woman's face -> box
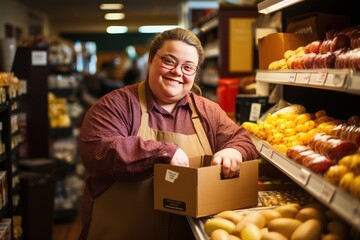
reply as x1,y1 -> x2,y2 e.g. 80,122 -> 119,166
148,40 -> 199,105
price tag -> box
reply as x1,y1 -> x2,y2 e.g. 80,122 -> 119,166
324,73 -> 346,88
260,144 -> 272,159
309,72 -> 327,85
298,168 -> 311,186
287,73 -> 296,82
295,73 -> 311,84
319,183 -> 335,203
249,103 -> 262,122
31,51 -> 47,66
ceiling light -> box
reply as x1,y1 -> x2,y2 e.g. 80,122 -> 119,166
106,26 -> 128,34
104,13 -> 125,20
257,0 -> 304,14
100,3 -> 124,10
138,25 -> 180,33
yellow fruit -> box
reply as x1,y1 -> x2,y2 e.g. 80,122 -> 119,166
215,210 -> 244,224
240,223 -> 261,240
296,113 -> 313,125
260,231 -> 288,240
274,204 -> 299,218
267,218 -> 302,238
349,154 -> 360,175
338,155 -> 353,168
204,217 -> 236,236
291,219 -> 322,240
324,165 -> 349,186
211,229 -> 230,240
350,175 -> 360,199
339,172 -> 355,193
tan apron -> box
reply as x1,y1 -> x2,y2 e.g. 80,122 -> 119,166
88,82 -> 213,240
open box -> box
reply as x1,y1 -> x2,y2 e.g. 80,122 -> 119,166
258,33 -> 317,70
154,155 -> 258,218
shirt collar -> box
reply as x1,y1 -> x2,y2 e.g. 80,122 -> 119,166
144,81 -> 191,114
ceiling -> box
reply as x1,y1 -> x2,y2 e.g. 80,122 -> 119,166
17,0 -> 218,34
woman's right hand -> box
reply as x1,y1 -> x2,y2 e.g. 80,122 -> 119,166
170,148 -> 189,167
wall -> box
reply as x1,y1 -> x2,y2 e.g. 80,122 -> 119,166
0,0 -> 51,40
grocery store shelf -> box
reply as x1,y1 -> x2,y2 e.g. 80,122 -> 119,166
251,135 -> 360,231
256,69 -> 360,95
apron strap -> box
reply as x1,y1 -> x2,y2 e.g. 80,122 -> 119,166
189,95 -> 213,155
138,81 -> 148,113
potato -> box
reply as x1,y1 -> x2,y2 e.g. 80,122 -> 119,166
228,235 -> 241,240
291,219 -> 322,240
240,223 -> 261,240
233,212 -> 266,234
295,207 -> 328,231
215,211 -> 244,224
267,218 -> 302,239
274,204 -> 299,218
211,229 -> 230,240
260,231 -> 288,240
322,233 -> 343,240
259,210 -> 282,226
204,217 -> 235,236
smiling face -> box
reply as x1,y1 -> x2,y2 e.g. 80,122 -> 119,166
148,40 -> 199,106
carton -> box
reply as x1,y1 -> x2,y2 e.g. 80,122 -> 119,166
258,33 -> 317,70
286,12 -> 350,40
154,155 -> 258,218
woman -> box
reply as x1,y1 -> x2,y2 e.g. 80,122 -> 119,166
79,28 -> 260,240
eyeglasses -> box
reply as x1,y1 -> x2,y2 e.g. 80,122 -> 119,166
156,54 -> 198,76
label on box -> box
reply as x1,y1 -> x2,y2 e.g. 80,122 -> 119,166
165,169 -> 179,183
163,199 -> 186,211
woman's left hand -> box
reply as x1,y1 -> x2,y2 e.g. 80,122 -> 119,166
211,148 -> 243,178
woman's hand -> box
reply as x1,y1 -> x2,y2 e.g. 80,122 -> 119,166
170,148 -> 190,167
211,148 -> 243,178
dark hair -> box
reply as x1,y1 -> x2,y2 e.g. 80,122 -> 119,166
148,28 -> 204,93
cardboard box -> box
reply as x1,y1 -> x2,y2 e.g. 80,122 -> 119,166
154,156 -> 258,218
258,33 -> 317,70
286,12 -> 350,40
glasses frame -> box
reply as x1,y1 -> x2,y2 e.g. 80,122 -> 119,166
156,54 -> 198,76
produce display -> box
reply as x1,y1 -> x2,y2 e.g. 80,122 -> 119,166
242,106 -> 344,154
242,105 -> 360,200
268,25 -> 360,70
203,203 -> 354,240
258,190 -> 315,208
